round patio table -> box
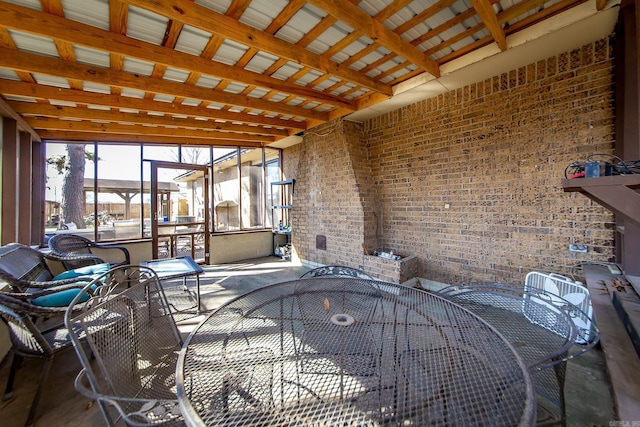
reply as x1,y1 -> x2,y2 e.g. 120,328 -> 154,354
176,277 -> 536,426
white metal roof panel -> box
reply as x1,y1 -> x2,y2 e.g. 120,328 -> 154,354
120,88 -> 145,98
83,82 -> 111,94
74,46 -> 110,68
175,25 -> 212,56
126,5 -> 169,45
244,52 -> 279,74
32,74 -> 69,88
194,0 -> 231,14
9,30 -> 58,57
212,40 -> 249,66
48,100 -> 77,107
3,0 -> 41,9
223,82 -> 248,94
0,68 -> 20,80
122,57 -> 155,77
163,67 -> 190,84
239,0 -> 288,31
194,75 -> 222,89
61,0 -> 110,31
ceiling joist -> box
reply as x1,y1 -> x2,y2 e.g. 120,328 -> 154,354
0,0 -> 614,145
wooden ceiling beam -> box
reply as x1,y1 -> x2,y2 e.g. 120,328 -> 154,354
471,0 -> 507,51
108,0 -> 128,96
0,1 -> 355,111
0,96 -> 41,141
0,80 -> 307,130
26,117 -> 275,142
306,0 -> 440,77
123,0 -> 393,95
10,103 -> 289,136
41,0 -> 84,90
0,46 -> 328,121
38,130 -> 264,147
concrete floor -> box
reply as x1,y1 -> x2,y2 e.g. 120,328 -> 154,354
0,256 -> 616,426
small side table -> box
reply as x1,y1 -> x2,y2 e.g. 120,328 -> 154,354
141,256 -> 204,316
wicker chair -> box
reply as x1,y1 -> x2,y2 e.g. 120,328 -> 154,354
0,285 -> 93,426
0,243 -> 99,293
48,234 -> 130,269
65,265 -> 184,426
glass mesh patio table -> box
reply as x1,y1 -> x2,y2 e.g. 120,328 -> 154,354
176,278 -> 536,426
141,256 -> 204,316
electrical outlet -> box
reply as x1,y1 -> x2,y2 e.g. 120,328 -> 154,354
569,244 -> 588,253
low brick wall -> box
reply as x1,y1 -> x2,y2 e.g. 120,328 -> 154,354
364,254 -> 418,284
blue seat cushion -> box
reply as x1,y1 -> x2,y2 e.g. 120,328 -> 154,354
52,263 -> 111,281
30,284 -> 98,307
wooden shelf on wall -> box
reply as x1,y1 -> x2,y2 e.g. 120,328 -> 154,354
562,175 -> 640,228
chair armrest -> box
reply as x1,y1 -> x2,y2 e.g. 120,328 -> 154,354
19,276 -> 94,289
91,244 -> 131,267
74,369 -> 182,425
45,252 -> 104,270
0,284 -> 92,317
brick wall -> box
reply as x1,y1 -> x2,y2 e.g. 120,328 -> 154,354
286,37 -> 616,285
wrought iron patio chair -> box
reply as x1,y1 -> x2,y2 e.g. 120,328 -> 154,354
65,265 -> 184,426
300,265 -> 373,279
0,285 -> 93,426
435,283 -> 596,426
0,242 -> 100,293
48,234 -> 130,269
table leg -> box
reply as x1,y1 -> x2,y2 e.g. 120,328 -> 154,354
196,274 -> 201,313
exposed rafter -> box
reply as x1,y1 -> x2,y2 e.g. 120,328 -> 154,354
0,0 -> 615,145
306,0 -> 440,77
471,0 -> 507,51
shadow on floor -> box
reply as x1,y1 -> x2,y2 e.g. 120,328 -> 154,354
0,256 -> 616,426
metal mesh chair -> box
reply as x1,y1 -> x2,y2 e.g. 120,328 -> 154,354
0,243 -> 98,293
435,283 -> 595,426
64,265 -> 184,426
48,234 -> 130,269
0,286 -> 92,426
300,265 -> 373,279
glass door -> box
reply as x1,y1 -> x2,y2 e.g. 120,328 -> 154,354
149,161 -> 210,263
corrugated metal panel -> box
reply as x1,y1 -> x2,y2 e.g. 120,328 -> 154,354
194,75 -> 222,90
61,0 -> 109,31
240,0 -> 289,31
4,95 -> 38,103
9,30 -> 58,57
32,74 -> 69,88
49,100 -> 77,107
123,57 -> 155,77
277,6 -> 325,45
120,88 -> 145,98
175,25 -> 212,56
87,104 -> 111,111
212,40 -> 249,66
271,62 -> 303,81
126,5 -> 168,45
74,46 -> 110,68
0,68 -> 20,80
359,0 -> 395,16
247,88 -> 269,99
295,70 -> 323,86
223,82 -> 248,94
245,52 -> 279,74
3,0 -> 41,11
163,67 -> 190,84
182,99 -> 202,107
194,0 -> 231,15
83,82 -> 111,94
